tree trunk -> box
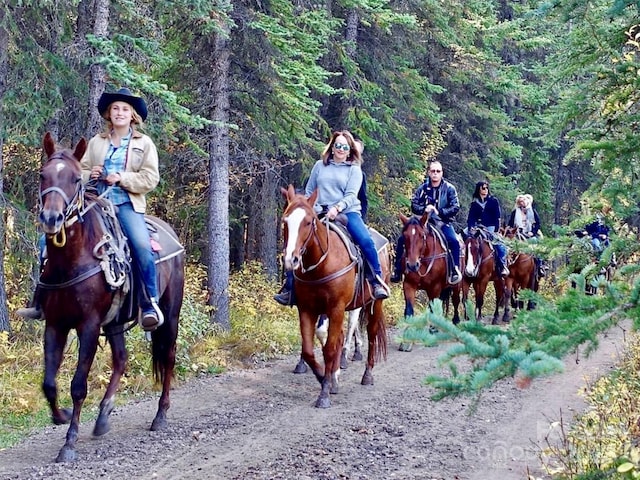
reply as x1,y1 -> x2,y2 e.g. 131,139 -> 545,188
258,168 -> 278,279
85,0 -> 108,138
207,21 -> 231,330
0,12 -> 11,333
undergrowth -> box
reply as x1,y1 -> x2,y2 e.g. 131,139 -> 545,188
538,334 -> 640,479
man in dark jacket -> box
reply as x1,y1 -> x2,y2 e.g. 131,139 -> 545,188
391,160 -> 462,284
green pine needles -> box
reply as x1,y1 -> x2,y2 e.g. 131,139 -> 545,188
397,278 -> 636,401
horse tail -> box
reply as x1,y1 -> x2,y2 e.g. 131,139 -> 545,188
371,300 -> 388,363
151,302 -> 179,385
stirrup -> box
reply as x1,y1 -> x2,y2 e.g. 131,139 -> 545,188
273,290 -> 293,306
16,306 -> 43,320
140,299 -> 164,332
448,267 -> 462,285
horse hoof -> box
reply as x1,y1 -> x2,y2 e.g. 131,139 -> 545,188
399,342 -> 413,352
315,397 -> 331,408
151,415 -> 168,431
92,417 -> 111,437
55,446 -> 77,463
352,351 -> 363,361
361,373 -> 374,386
52,408 -> 72,425
340,355 -> 348,370
293,360 -> 308,374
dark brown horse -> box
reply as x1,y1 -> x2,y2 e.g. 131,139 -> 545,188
280,185 -> 388,408
399,213 -> 461,327
38,132 -> 184,462
462,227 -> 506,324
502,226 -> 538,321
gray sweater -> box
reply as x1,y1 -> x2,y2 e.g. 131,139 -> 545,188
305,159 -> 363,215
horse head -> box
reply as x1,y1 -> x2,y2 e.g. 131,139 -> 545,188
464,228 -> 483,277
280,185 -> 320,272
39,132 -> 87,235
400,212 -> 431,273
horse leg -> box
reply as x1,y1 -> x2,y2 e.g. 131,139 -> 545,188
56,324 -> 100,463
451,285 -> 461,325
341,309 -> 361,369
299,312 -> 323,384
352,309 -> 364,361
475,280 -> 488,322
42,325 -> 72,426
293,354 -> 308,374
492,279 -> 504,325
94,324 -> 127,437
150,314 -> 178,431
316,311 -> 344,408
296,315 -> 326,374
399,285 -> 417,352
362,300 -> 387,386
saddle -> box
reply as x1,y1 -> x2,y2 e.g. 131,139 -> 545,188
324,216 -> 388,306
89,196 -> 185,326
425,220 -> 463,281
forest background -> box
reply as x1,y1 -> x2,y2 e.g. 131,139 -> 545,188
1,0 -> 639,332
0,0 -> 639,476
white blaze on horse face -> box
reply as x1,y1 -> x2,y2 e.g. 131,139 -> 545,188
55,162 -> 66,173
283,207 -> 305,270
465,242 -> 477,275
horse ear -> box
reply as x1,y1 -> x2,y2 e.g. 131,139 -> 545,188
399,213 -> 410,225
420,212 -> 430,226
281,187 -> 290,201
73,138 -> 88,162
308,188 -> 318,207
43,132 -> 55,158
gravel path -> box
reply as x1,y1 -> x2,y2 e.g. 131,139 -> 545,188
0,323 -> 630,480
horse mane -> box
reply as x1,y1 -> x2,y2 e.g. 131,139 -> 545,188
283,192 -> 314,217
402,216 -> 422,232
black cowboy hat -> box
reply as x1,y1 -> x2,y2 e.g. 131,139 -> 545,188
97,87 -> 148,121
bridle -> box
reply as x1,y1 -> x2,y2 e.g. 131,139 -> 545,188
290,211 -> 356,284
406,222 -> 447,277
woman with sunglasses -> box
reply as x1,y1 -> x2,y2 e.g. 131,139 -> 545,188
467,181 -> 509,277
274,131 -> 389,305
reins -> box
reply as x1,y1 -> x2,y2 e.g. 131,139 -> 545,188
38,160 -> 116,289
407,224 -> 447,277
293,214 -> 356,285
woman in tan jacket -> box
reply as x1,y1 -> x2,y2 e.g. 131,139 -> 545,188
81,87 -> 163,331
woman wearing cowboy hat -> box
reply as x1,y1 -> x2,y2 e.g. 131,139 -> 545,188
81,87 -> 164,331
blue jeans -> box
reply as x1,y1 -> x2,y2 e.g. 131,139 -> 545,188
116,202 -> 157,310
440,223 -> 460,268
345,212 -> 383,279
494,242 -> 507,268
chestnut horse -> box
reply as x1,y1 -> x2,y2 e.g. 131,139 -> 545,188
280,185 -> 388,408
462,227 -> 506,324
502,226 -> 538,321
399,213 -> 462,325
37,132 -> 184,462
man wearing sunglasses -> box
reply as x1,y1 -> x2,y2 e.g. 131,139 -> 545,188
390,160 -> 462,285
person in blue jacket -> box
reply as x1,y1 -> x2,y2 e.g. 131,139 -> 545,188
466,181 -> 509,277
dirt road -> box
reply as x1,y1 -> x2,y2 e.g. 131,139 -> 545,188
0,324 -> 630,480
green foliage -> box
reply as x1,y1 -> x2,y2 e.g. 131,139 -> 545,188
541,335 -> 640,479
397,300 -> 564,400
397,272 -> 634,401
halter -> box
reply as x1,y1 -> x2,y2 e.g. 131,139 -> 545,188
406,223 -> 447,277
39,153 -> 86,247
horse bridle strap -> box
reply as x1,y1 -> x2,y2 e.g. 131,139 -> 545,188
38,265 -> 102,290
293,259 -> 356,286
299,217 -> 330,273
